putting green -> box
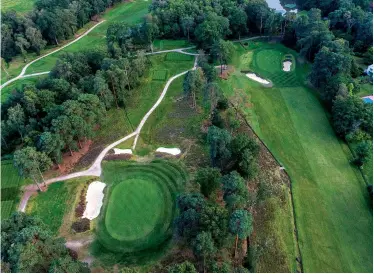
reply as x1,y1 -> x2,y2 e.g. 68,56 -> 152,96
96,160 -> 187,254
105,179 -> 164,241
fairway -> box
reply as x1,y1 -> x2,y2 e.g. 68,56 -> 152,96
221,42 -> 373,272
1,160 -> 25,220
96,160 -> 187,254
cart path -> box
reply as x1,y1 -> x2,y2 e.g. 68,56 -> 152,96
18,56 -> 198,211
0,20 -> 106,89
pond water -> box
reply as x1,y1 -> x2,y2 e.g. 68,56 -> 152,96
265,0 -> 297,13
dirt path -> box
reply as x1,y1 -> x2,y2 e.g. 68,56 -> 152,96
0,20 -> 106,89
18,56 -> 198,211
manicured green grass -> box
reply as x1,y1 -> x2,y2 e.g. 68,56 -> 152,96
1,0 -> 35,13
1,200 -> 14,220
95,160 -> 187,257
221,42 -> 373,273
1,160 -> 25,220
152,70 -> 168,81
26,177 -> 91,235
165,52 -> 194,62
106,178 -> 163,241
153,39 -> 193,51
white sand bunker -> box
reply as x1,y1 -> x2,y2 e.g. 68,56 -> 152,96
113,148 -> 133,155
156,147 -> 181,155
82,181 -> 106,220
283,61 -> 292,72
246,73 -> 270,85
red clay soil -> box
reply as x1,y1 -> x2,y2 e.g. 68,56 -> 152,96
44,140 -> 93,178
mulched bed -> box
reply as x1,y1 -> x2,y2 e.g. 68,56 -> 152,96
104,154 -> 133,161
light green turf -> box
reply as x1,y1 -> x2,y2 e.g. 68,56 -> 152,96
95,160 -> 187,255
26,177 -> 92,235
220,42 -> 373,273
1,0 -> 35,13
105,179 -> 163,241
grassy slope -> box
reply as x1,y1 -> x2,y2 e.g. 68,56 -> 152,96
1,0 -> 35,13
1,76 -> 46,101
221,42 -> 372,272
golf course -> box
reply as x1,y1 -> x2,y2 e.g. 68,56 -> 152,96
220,40 -> 373,272
1,0 -> 372,272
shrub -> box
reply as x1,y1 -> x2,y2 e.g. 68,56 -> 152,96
71,218 -> 90,233
217,97 -> 229,110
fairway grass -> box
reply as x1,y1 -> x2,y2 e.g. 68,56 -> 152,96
221,42 -> 373,272
95,160 -> 187,256
1,160 -> 25,220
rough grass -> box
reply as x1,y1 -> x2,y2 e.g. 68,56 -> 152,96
221,42 -> 373,272
1,76 -> 47,101
26,177 -> 92,235
1,0 -> 35,13
94,160 -> 187,261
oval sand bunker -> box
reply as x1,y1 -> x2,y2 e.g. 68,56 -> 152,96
113,148 -> 133,155
156,147 -> 181,155
245,73 -> 270,85
283,61 -> 292,72
82,181 -> 106,220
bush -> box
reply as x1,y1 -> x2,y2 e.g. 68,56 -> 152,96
353,141 -> 371,167
71,218 -> 90,233
217,97 -> 229,110
211,109 -> 224,128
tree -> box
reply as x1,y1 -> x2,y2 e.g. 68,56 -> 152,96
332,95 -> 372,138
183,70 -> 204,109
353,141 -> 371,167
25,27 -> 46,55
6,104 -> 26,142
1,212 -> 89,273
211,39 -> 235,74
222,171 -> 249,210
207,126 -> 232,169
200,203 -> 229,247
310,39 -> 352,92
228,7 -> 248,39
175,193 -> 206,239
13,147 -> 52,190
194,12 -> 230,49
245,0 -> 269,34
195,167 -> 221,198
142,14 -> 159,53
181,16 -> 195,41
93,71 -> 114,109
229,209 -> 253,255
294,9 -> 334,60
192,232 -> 216,272
168,261 -> 196,273
37,132 -> 64,165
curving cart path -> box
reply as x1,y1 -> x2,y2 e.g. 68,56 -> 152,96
18,55 -> 198,212
0,20 -> 106,89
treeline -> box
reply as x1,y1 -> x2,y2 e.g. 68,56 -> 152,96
282,6 -> 373,155
1,213 -> 89,272
1,48 -> 148,187
1,0 -> 124,62
165,57 -> 260,272
148,0 -> 286,50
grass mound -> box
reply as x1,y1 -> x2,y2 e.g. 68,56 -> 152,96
96,160 -> 186,254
